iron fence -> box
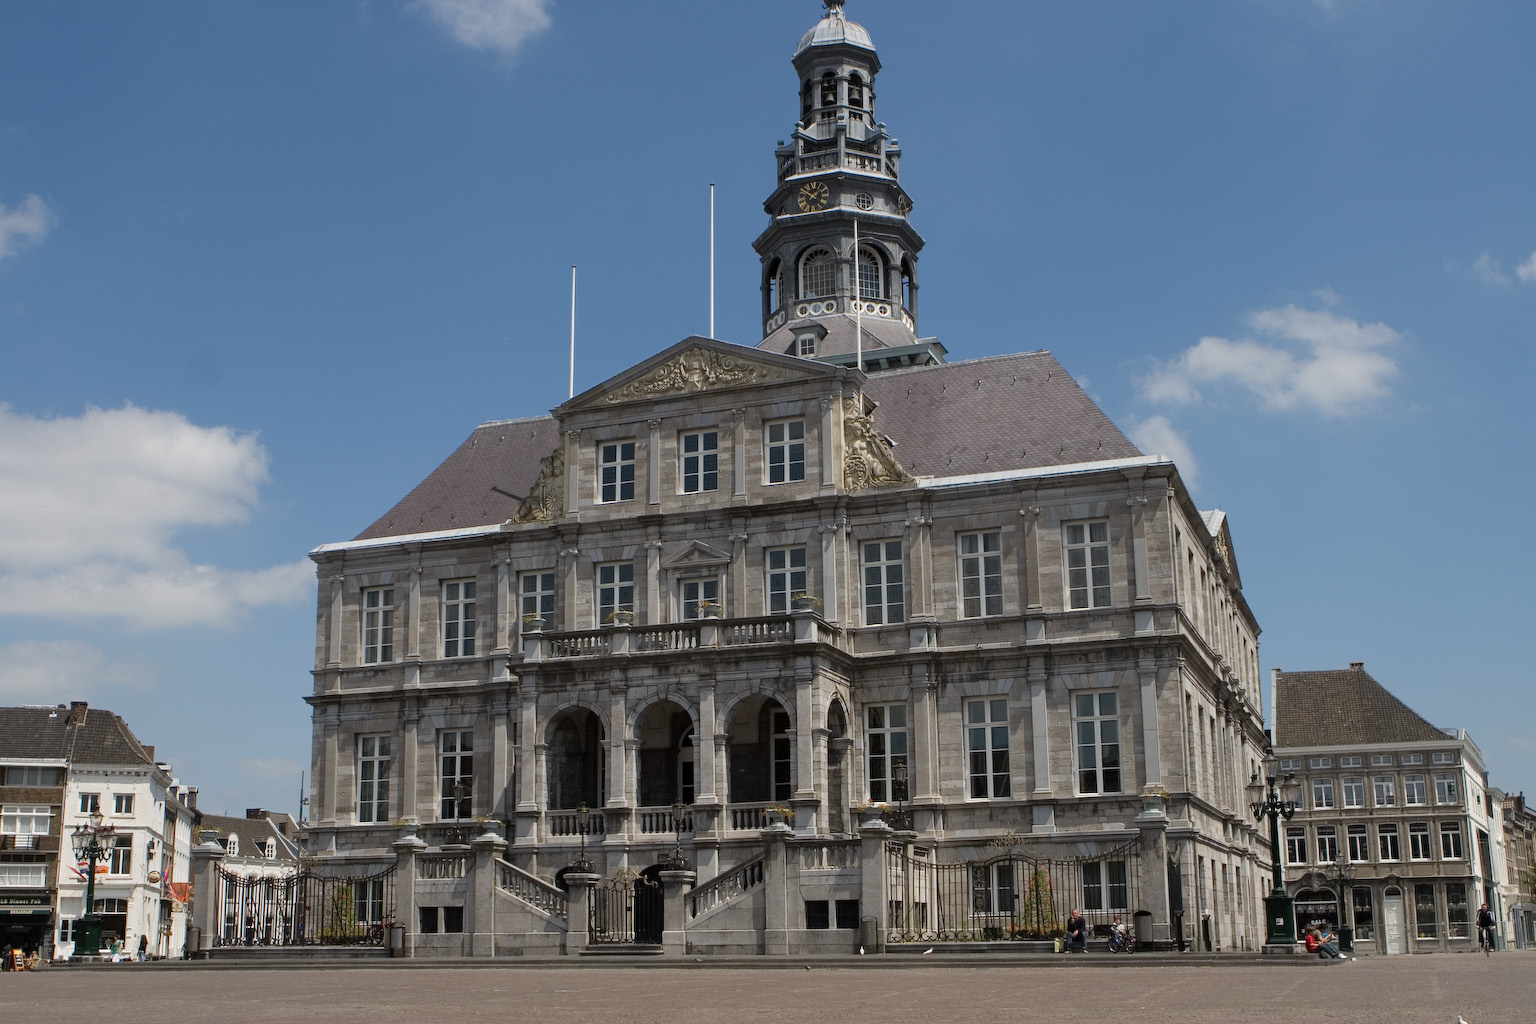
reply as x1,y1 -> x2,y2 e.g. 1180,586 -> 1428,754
213,863 -> 396,947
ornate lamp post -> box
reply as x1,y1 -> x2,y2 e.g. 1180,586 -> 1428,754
891,760 -> 912,832
667,801 -> 690,869
1331,850 -> 1356,952
69,810 -> 118,958
1246,754 -> 1303,947
571,803 -> 594,873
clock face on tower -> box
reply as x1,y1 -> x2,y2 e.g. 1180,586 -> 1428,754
797,181 -> 830,212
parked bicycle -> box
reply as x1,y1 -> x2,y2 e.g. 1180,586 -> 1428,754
1106,918 -> 1136,953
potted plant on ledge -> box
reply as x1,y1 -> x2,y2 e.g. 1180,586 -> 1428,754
791,592 -> 821,613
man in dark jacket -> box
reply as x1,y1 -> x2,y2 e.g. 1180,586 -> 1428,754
1065,909 -> 1088,953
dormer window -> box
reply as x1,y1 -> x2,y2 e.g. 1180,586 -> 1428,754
225,834 -> 238,857
264,838 -> 276,859
797,335 -> 817,357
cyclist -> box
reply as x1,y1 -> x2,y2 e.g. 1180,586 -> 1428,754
1476,903 -> 1496,954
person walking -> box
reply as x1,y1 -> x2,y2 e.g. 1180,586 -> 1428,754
137,933 -> 149,962
1477,903 -> 1497,955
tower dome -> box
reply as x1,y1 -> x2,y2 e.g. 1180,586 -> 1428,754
795,0 -> 875,57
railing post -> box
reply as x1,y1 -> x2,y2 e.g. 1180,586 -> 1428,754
762,822 -> 793,955
470,825 -> 507,958
658,868 -> 698,956
392,824 -> 426,958
189,830 -> 226,956
561,872 -> 600,956
859,819 -> 893,953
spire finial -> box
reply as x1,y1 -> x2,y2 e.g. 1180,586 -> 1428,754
825,0 -> 846,14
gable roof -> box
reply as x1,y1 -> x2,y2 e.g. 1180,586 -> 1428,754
863,351 -> 1142,478
1273,663 -> 1450,748
197,812 -> 301,863
0,703 -> 157,767
0,706 -> 73,759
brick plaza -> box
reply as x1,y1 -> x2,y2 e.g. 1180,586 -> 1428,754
6,953 -> 1533,1024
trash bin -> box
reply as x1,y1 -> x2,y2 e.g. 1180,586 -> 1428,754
1133,910 -> 1153,947
1338,925 -> 1353,953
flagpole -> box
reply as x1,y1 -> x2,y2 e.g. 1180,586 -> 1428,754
853,218 -> 862,373
569,265 -> 577,399
709,183 -> 716,339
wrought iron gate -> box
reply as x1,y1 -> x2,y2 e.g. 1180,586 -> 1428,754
213,863 -> 396,947
589,866 -> 664,945
885,839 -> 1141,942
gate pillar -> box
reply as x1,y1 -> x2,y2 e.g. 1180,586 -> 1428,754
562,872 -> 600,956
859,819 -> 893,953
762,823 -> 793,955
1135,789 -> 1172,949
392,828 -> 427,958
190,830 -> 226,955
658,868 -> 697,956
470,828 -> 507,957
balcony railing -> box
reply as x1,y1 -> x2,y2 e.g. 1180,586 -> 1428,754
536,615 -> 806,662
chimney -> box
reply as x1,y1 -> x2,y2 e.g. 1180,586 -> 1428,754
186,787 -> 198,811
143,746 -> 154,761
1349,661 -> 1364,671
246,808 -> 269,819
68,701 -> 89,725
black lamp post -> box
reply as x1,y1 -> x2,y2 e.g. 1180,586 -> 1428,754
891,760 -> 911,832
1331,850 -> 1355,952
1246,755 -> 1303,946
667,801 -> 690,869
69,810 -> 118,958
571,803 -> 594,873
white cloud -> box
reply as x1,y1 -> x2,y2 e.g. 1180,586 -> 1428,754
0,640 -> 158,704
0,404 -> 311,628
1140,304 -> 1401,417
1129,415 -> 1198,489
1473,251 -> 1510,286
0,193 -> 53,260
1518,251 -> 1536,284
412,0 -> 551,59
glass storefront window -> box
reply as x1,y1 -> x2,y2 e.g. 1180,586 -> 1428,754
1414,883 -> 1438,939
1351,886 -> 1374,939
1446,883 -> 1469,938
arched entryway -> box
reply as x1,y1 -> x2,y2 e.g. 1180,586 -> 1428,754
548,708 -> 605,809
635,700 -> 695,807
826,699 -> 849,834
725,694 -> 791,803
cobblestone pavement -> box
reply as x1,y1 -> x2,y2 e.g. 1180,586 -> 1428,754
5,952 -> 1533,1023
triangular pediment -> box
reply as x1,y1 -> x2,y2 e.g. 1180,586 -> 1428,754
661,540 -> 732,569
1201,510 -> 1241,591
561,336 -> 846,413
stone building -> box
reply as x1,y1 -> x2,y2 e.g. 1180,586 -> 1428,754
1493,791 -> 1535,948
1272,663 -> 1498,954
301,0 -> 1269,957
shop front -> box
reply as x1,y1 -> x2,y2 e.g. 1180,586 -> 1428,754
0,892 -> 53,961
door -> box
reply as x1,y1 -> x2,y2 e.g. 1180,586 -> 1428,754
633,865 -> 665,945
1383,888 -> 1407,955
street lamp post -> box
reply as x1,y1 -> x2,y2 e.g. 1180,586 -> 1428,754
1332,850 -> 1356,952
1246,755 -> 1303,947
69,810 -> 118,959
571,803 -> 594,873
891,760 -> 911,832
667,801 -> 690,869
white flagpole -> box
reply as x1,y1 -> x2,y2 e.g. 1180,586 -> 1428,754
709,183 -> 716,339
569,265 -> 577,399
853,218 -> 862,373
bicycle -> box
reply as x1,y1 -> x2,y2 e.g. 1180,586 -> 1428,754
1106,928 -> 1136,954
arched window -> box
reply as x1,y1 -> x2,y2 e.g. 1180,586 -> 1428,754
857,246 -> 882,299
764,257 -> 781,314
800,247 -> 836,299
848,73 -> 865,109
801,80 -> 813,123
820,71 -> 837,109
901,259 -> 915,310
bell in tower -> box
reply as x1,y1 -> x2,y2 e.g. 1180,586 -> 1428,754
752,0 -> 945,373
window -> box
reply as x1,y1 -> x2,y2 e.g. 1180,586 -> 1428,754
1316,826 -> 1338,864
1414,883 -> 1438,938
1378,822 -> 1400,861
958,531 -> 1003,618
1342,777 -> 1364,808
680,577 -> 719,620
264,839 -> 276,859
442,579 -> 477,657
797,335 -> 816,357
1064,521 -> 1111,609
1409,822 -> 1432,860
1401,753 -> 1424,765
3,766 -> 61,786
1347,823 -> 1370,862
965,699 -> 1010,799
866,705 -> 909,803
1312,778 -> 1335,809
225,834 -> 238,856
520,571 -> 555,626
1309,757 -> 1331,769
363,587 -> 394,664
1279,758 -> 1301,772
0,858 -> 46,887
58,919 -> 77,943
770,710 -> 792,802
1440,821 -> 1464,859
1371,754 -> 1393,767
1431,752 -> 1456,765
973,861 -> 1016,913
357,735 -> 392,824
1403,774 -> 1427,806
112,793 -> 133,815
108,839 -> 132,875
862,540 -> 905,625
419,907 -> 439,934
1339,756 -> 1362,768
1,805 -> 51,836
1082,861 -> 1129,913
79,793 -> 100,814
835,899 -> 860,930
439,731 -> 473,820
355,880 -> 386,927
1286,827 -> 1307,864
599,442 -> 636,503
805,899 -> 831,930
1435,773 -> 1459,804
856,247 -> 882,298
766,547 -> 807,614
801,248 -> 836,299
597,562 -> 635,624
680,430 -> 719,493
1373,776 -> 1396,806
766,420 -> 806,483
1073,692 -> 1121,795
1446,883 -> 1469,938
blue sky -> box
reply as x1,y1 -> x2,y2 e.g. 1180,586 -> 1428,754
1,0 -> 1531,817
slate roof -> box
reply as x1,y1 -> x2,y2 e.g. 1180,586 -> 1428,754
345,347 -> 1142,543
197,812 -> 300,863
354,415 -> 559,542
863,351 -> 1142,478
758,313 -> 918,357
0,703 -> 156,766
1273,664 -> 1450,748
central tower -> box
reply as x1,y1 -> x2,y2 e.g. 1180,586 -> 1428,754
753,0 -> 941,371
